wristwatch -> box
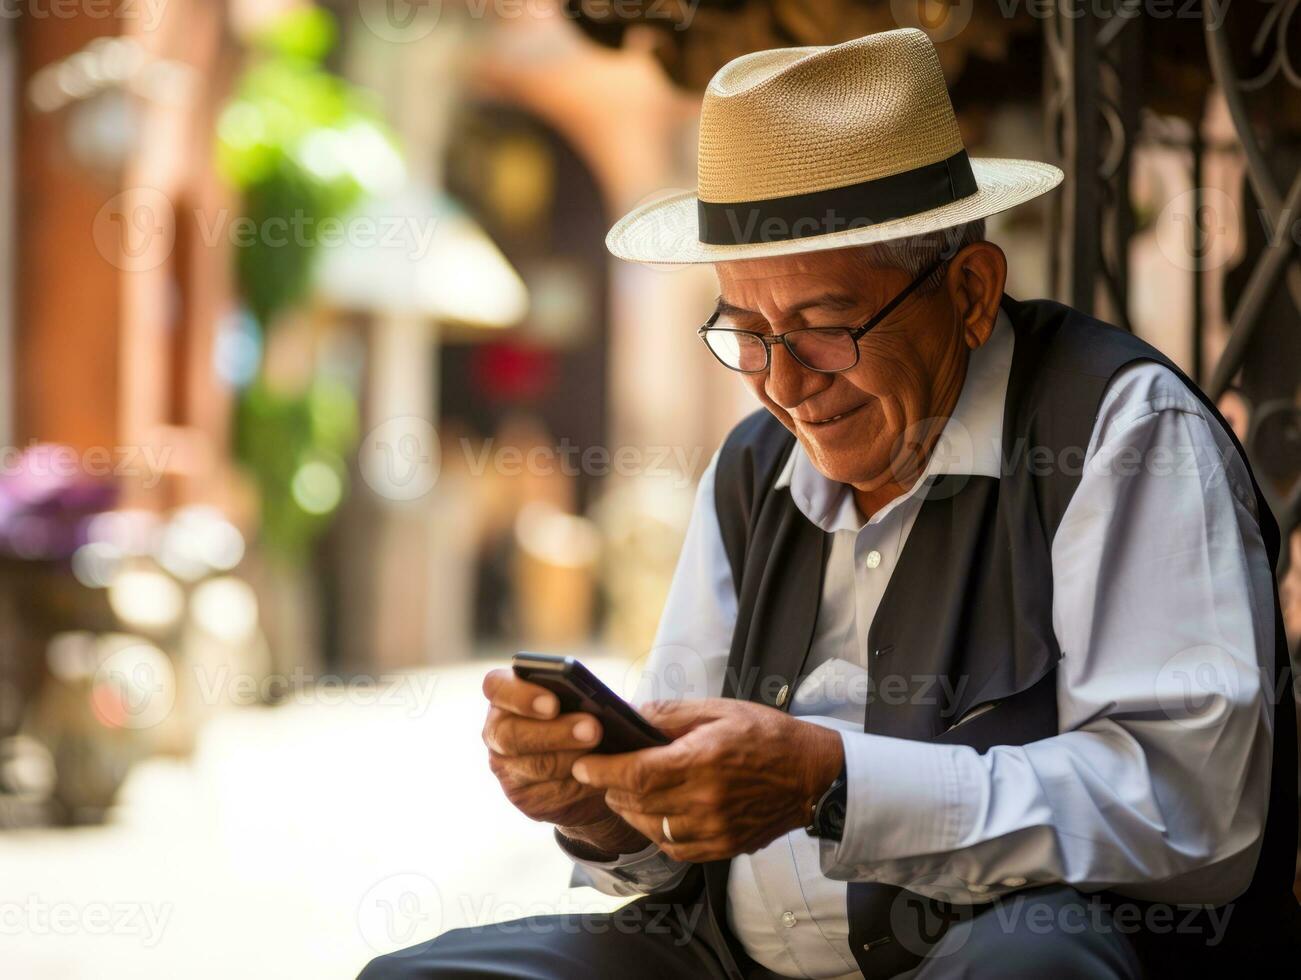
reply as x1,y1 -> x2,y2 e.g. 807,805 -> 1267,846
805,762 -> 848,842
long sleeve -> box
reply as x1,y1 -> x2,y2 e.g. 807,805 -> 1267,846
820,362 -> 1277,907
559,451 -> 737,896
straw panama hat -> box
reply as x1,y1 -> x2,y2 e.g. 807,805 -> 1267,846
606,28 -> 1064,265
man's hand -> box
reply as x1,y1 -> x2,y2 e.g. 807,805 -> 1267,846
572,698 -> 844,864
480,668 -> 649,857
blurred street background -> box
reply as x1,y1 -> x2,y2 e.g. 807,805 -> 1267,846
0,1 -> 1299,977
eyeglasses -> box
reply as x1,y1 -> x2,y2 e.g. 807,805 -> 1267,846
697,257 -> 945,374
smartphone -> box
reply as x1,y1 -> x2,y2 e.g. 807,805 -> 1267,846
511,652 -> 670,754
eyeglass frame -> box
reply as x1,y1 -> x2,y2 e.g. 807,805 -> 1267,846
696,255 -> 947,375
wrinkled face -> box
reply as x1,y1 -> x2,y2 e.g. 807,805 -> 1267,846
713,248 -> 972,492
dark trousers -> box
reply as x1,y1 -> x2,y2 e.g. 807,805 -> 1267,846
358,886 -> 1143,980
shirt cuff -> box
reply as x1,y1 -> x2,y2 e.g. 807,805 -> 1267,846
818,731 -> 983,880
554,828 -> 689,895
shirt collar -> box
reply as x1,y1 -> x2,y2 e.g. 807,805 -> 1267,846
774,306 -> 1014,533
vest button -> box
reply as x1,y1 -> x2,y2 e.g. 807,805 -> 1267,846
776,684 -> 790,707
780,911 -> 797,928
865,549 -> 882,568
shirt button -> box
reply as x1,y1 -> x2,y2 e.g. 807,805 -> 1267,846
865,550 -> 882,568
1002,877 -> 1027,888
775,684 -> 790,707
968,883 -> 990,894
781,911 -> 797,928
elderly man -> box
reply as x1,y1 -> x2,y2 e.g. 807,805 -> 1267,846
362,28 -> 1298,980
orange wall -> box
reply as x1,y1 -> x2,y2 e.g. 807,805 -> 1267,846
14,4 -> 239,511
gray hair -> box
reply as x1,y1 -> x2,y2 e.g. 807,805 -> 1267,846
854,218 -> 986,291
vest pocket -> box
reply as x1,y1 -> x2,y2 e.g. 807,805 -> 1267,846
941,699 -> 1002,734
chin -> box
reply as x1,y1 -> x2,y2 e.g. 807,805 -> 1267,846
799,438 -> 885,488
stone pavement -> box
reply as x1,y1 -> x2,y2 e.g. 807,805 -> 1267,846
0,656 -> 628,979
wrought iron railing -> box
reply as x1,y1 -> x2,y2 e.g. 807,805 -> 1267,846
1048,1 -> 1301,575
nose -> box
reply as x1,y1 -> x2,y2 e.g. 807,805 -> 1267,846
765,340 -> 828,410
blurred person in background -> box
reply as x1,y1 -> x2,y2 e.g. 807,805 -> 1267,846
363,29 -> 1298,980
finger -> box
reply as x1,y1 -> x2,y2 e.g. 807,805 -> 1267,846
490,748 -> 591,785
606,805 -> 679,847
603,785 -> 700,817
482,667 -> 560,719
660,840 -> 729,864
571,742 -> 691,793
506,777 -> 607,822
486,711 -> 602,756
601,801 -> 735,863
604,803 -> 711,853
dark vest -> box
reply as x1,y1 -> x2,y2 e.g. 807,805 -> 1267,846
685,295 -> 1298,979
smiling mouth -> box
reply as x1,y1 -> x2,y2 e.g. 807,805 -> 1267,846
805,403 -> 869,426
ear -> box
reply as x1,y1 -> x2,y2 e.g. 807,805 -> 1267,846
944,241 -> 1007,351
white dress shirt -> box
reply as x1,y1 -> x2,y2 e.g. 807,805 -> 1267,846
562,310 -> 1276,980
